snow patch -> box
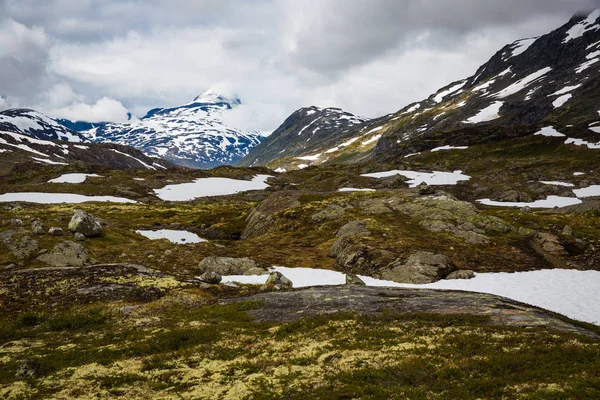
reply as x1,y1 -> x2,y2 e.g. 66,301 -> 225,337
431,145 -> 468,152
362,170 -> 470,187
534,127 -> 566,137
495,67 -> 552,98
49,173 -> 103,184
0,192 -> 136,204
135,229 -> 207,244
477,196 -> 581,209
563,9 -> 600,43
464,101 -> 503,124
550,84 -> 582,96
552,94 -> 572,108
153,175 -> 272,201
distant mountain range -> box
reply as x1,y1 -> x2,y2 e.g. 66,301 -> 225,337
242,9 -> 600,170
64,90 -> 264,169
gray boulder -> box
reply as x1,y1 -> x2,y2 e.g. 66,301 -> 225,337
68,210 -> 103,238
199,271 -> 222,284
329,220 -> 371,258
48,227 -> 64,236
10,218 -> 23,227
37,241 -> 93,267
346,273 -> 366,286
31,220 -> 44,235
266,271 -> 293,288
197,257 -> 266,276
0,230 -> 39,259
446,270 -> 475,280
382,251 -> 455,284
74,232 -> 86,241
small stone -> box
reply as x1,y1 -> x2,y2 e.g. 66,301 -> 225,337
520,206 -> 531,213
48,227 -> 64,236
10,218 -> 23,227
31,220 -> 44,234
266,271 -> 293,288
16,359 -> 46,379
346,273 -> 366,285
1,263 -> 17,270
199,271 -> 222,284
74,232 -> 86,241
446,270 -> 475,280
562,225 -> 573,236
164,249 -> 173,256
416,182 -> 435,195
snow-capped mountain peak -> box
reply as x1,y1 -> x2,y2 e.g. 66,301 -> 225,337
79,93 -> 262,169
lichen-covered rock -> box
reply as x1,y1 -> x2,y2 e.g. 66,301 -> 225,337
48,227 -> 64,236
68,209 -> 103,238
242,192 -> 300,239
199,271 -> 222,284
382,251 -> 455,284
390,195 -> 510,244
346,273 -> 366,285
37,241 -> 93,267
499,190 -> 532,203
446,270 -> 475,280
31,220 -> 44,235
197,256 -> 266,276
329,220 -> 371,258
266,271 -> 293,288
10,218 -> 23,227
311,203 -> 347,222
536,232 -> 567,256
0,230 -> 39,259
74,232 -> 86,241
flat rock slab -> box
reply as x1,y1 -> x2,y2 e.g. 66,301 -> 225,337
223,285 -> 598,338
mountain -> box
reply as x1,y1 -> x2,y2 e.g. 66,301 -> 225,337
244,9 -> 600,169
0,109 -> 88,143
238,106 -> 368,170
0,129 -> 174,173
77,90 -> 264,169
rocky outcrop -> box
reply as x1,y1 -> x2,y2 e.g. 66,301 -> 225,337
382,251 -> 456,284
0,230 -> 39,259
68,210 -> 103,238
37,241 -> 93,267
242,192 -> 301,239
199,271 -> 222,284
390,195 -> 511,244
346,273 -> 366,286
266,271 -> 293,288
328,221 -> 371,258
197,257 -> 266,276
446,270 -> 475,280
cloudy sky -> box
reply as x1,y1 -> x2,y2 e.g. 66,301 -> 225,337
0,0 -> 598,132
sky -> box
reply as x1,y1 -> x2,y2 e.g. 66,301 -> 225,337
0,0 -> 598,133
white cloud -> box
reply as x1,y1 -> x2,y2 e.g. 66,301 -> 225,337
47,97 -> 131,122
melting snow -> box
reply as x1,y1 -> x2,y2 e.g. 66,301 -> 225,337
73,145 -> 89,150
573,185 -> 600,198
433,81 -> 466,103
552,94 -> 572,108
539,181 -> 575,187
563,9 -> 600,43
364,126 -> 383,135
219,267 -> 600,325
338,188 -> 376,192
274,167 -> 286,173
576,57 -> 599,73
49,173 -> 103,184
534,127 -> 566,137
325,147 -> 339,154
431,145 -> 468,152
339,137 -> 359,147
565,137 -> 600,149
0,192 -> 136,204
550,84 -> 582,96
464,101 -> 503,123
505,37 -> 538,59
135,229 -> 207,244
30,157 -> 68,165
110,149 -> 156,170
402,103 -> 421,114
296,153 -> 321,161
362,134 -> 381,146
362,170 -> 470,187
477,196 -> 582,209
154,175 -> 272,201
495,67 -> 552,98
574,172 -> 586,176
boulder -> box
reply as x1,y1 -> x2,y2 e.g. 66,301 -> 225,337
536,232 -> 567,256
242,192 -> 301,239
0,230 -> 39,259
74,232 -> 86,241
499,190 -> 532,203
382,251 -> 455,284
10,218 -> 23,227
446,270 -> 475,280
199,271 -> 222,284
31,220 -> 44,235
48,227 -> 64,236
562,225 -> 573,236
68,210 -> 103,238
37,241 -> 93,267
266,271 -> 293,288
197,257 -> 266,276
346,273 -> 366,286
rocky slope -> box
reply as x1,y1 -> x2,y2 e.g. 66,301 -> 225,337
0,130 -> 173,173
78,90 -> 264,169
244,9 -> 600,169
0,109 -> 87,143
238,106 -> 367,170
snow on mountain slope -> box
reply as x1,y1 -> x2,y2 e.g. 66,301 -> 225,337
80,90 -> 264,169
0,109 -> 88,143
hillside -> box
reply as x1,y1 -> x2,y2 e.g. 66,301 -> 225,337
245,9 -> 600,170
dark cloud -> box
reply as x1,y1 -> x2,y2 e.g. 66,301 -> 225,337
1,0 -> 599,128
